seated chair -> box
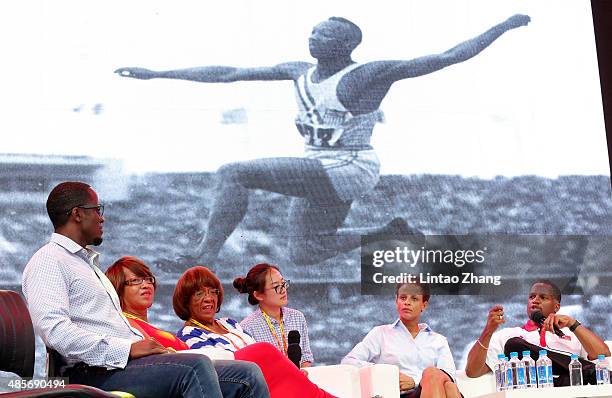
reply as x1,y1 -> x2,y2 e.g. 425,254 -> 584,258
0,289 -> 132,398
307,363 -> 400,398
454,369 -> 496,398
175,346 -> 398,397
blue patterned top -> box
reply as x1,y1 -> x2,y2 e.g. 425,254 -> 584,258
177,318 -> 256,352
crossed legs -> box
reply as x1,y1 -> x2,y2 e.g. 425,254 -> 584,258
419,367 -> 461,398
402,368 -> 461,398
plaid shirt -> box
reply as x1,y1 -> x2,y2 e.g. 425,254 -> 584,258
22,233 -> 143,369
240,307 -> 314,364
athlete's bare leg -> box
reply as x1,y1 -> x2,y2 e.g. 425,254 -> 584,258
286,198 -> 423,265
286,197 -> 354,265
195,156 -> 421,265
195,157 -> 347,264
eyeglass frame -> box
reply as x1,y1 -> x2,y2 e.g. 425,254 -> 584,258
124,276 -> 155,286
193,287 -> 221,299
66,203 -> 105,216
266,279 -> 290,294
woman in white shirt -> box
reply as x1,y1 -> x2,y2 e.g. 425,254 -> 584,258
342,282 -> 461,398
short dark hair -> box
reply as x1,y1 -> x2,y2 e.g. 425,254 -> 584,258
173,266 -> 224,320
46,182 -> 92,229
106,256 -> 157,309
532,279 -> 562,303
395,281 -> 431,303
328,16 -> 362,51
233,263 -> 280,306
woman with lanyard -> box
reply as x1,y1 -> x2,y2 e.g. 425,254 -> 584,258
174,265 -> 335,398
105,256 -> 191,352
234,263 -> 313,368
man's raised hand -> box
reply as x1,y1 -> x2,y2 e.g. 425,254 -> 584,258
483,304 -> 506,335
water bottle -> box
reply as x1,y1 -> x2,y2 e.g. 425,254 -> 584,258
596,354 -> 610,385
522,350 -> 537,388
536,350 -> 553,388
569,354 -> 583,386
505,357 -> 512,390
494,354 -> 507,391
509,352 -> 526,389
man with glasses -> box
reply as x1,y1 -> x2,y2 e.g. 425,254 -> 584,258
22,181 -> 270,398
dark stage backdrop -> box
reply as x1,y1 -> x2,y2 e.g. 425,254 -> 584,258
0,0 -> 610,378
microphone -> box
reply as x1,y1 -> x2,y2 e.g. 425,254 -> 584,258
287,330 -> 301,368
530,310 -> 565,337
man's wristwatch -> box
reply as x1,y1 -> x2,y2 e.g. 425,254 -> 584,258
569,320 -> 581,332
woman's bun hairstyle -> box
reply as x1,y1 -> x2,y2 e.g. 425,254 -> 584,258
233,263 -> 280,306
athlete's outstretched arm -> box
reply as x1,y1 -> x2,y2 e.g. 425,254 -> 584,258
363,14 -> 530,85
114,62 -> 311,82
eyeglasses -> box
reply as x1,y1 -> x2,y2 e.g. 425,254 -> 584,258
266,279 -> 290,294
66,204 -> 105,216
125,276 -> 155,286
194,288 -> 220,299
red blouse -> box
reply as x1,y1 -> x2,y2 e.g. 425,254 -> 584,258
129,316 -> 189,351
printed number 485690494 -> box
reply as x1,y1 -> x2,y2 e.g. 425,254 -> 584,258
3,377 -> 67,391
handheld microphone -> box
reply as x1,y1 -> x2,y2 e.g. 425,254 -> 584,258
287,330 -> 301,368
530,310 -> 565,337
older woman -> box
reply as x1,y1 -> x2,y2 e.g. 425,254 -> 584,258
104,256 -> 269,398
342,282 -> 462,398
174,266 -> 335,398
234,263 -> 313,367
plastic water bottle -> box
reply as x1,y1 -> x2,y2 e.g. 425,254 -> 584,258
509,352 -> 526,389
522,350 -> 537,388
569,354 -> 583,386
505,357 -> 512,390
494,354 -> 507,391
536,350 -> 553,388
596,354 -> 610,385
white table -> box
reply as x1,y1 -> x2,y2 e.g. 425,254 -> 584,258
475,384 -> 612,398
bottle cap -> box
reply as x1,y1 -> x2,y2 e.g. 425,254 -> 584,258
510,352 -> 518,357
571,354 -> 578,360
522,350 -> 531,356
498,354 -> 505,359
539,350 -> 547,355
598,354 -> 606,360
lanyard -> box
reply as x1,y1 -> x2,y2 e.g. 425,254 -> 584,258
123,311 -> 146,322
261,308 -> 288,355
123,312 -> 177,352
189,318 -> 249,350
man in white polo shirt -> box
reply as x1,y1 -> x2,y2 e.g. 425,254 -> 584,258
465,279 -> 610,385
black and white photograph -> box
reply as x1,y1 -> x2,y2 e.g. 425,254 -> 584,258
1,0 -> 610,396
